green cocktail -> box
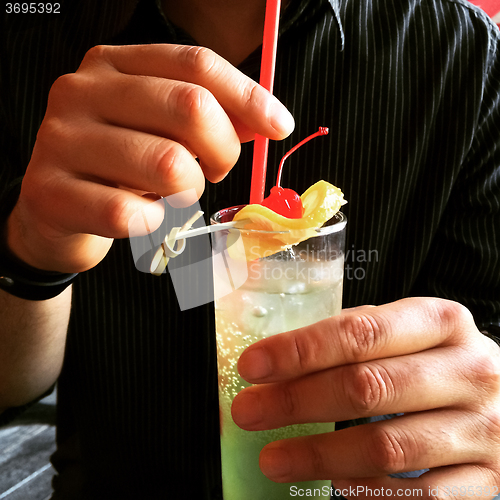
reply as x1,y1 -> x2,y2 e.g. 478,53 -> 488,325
212,207 -> 346,500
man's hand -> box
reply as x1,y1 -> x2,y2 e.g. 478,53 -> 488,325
232,297 -> 500,499
8,44 -> 294,273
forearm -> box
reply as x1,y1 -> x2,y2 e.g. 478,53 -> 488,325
0,284 -> 71,411
0,205 -> 72,410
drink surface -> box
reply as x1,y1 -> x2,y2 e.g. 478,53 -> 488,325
215,256 -> 343,500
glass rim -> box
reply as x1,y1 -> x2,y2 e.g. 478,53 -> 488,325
210,206 -> 347,236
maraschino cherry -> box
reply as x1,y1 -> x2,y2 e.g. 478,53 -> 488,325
260,127 -> 329,218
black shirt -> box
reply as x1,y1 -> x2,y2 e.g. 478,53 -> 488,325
1,0 -> 499,498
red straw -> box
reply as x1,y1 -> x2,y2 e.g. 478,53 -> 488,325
249,0 -> 281,204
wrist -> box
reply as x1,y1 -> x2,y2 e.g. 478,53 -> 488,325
0,179 -> 78,301
6,202 -> 56,271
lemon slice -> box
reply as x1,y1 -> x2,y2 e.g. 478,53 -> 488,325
231,181 -> 346,260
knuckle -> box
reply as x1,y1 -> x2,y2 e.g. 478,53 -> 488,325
242,82 -> 270,117
346,364 -> 393,415
81,44 -> 109,67
49,73 -> 82,104
468,349 -> 500,393
468,396 -> 500,455
305,442 -> 329,478
291,332 -> 321,372
101,193 -> 131,235
182,45 -> 219,77
482,409 -> 500,448
278,383 -> 300,418
147,140 -> 202,195
338,312 -> 387,363
154,141 -> 190,187
34,117 -> 79,164
49,47 -> 109,105
431,299 -> 475,337
367,426 -> 413,474
174,83 -> 216,126
36,116 -> 67,150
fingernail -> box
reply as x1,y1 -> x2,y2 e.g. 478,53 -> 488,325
141,192 -> 162,201
269,101 -> 295,137
260,447 -> 292,481
238,347 -> 272,381
232,391 -> 262,428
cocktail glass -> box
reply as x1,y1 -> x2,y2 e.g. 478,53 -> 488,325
211,206 -> 346,500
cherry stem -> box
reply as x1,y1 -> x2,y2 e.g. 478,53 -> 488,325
276,127 -> 329,187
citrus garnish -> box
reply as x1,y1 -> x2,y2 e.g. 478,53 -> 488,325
232,180 -> 346,259
235,180 -> 344,230
226,127 -> 346,260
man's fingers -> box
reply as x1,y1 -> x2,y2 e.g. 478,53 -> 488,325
82,44 -> 295,140
36,119 -> 206,198
69,71 -> 241,183
25,169 -> 165,241
258,410 -> 494,483
232,344 -> 498,429
62,43 -> 295,183
237,298 -> 478,384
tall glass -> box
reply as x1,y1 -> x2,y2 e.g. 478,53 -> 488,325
211,206 -> 346,500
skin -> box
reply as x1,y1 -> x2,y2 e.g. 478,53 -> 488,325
8,43 -> 295,273
233,299 -> 500,497
162,0 -> 268,66
1,1 -> 499,497
2,2 -> 295,409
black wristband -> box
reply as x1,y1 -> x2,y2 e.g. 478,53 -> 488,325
0,178 -> 78,301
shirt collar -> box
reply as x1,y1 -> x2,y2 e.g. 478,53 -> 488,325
280,0 -> 344,51
327,0 -> 345,50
